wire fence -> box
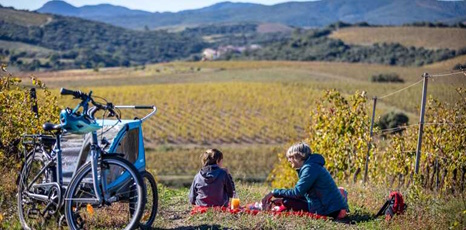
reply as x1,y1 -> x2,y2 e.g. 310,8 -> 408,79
429,70 -> 466,78
363,69 -> 466,184
378,79 -> 424,100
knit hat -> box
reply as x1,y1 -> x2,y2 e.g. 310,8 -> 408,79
286,142 -> 311,160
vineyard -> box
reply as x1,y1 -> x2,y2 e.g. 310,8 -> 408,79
2,60 -> 466,228
58,82 -> 318,145
146,145 -> 280,187
25,60 -> 466,185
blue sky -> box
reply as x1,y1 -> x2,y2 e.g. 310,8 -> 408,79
0,0 -> 312,12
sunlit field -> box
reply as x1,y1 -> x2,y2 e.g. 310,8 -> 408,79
19,60 -> 465,185
329,27 -> 466,50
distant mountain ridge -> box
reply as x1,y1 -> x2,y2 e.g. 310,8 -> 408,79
2,5 -> 464,72
38,0 -> 152,18
37,0 -> 466,29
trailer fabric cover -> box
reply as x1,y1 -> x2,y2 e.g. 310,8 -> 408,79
61,124 -> 124,181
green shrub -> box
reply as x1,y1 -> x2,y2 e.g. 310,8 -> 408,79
377,111 -> 409,135
371,73 -> 404,83
0,65 -> 59,166
452,63 -> 465,70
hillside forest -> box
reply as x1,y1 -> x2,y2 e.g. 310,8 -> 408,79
1,6 -> 466,71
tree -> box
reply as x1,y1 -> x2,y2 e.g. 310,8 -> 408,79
268,90 -> 371,186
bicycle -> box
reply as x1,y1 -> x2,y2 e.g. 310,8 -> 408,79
83,104 -> 160,229
17,88 -> 145,230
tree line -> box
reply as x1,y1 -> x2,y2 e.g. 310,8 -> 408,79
220,28 -> 466,66
0,15 -> 208,71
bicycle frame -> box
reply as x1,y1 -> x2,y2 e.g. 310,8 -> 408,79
21,136 -> 61,205
23,128 -> 107,206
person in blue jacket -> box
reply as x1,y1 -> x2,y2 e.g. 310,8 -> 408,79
262,142 -> 348,218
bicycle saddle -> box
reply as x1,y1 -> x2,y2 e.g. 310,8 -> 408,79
43,122 -> 62,132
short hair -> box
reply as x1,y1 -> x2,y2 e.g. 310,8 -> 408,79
286,142 -> 311,161
201,148 -> 223,166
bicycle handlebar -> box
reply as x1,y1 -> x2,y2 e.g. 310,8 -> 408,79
135,105 -> 154,109
60,88 -> 84,99
60,88 -> 120,121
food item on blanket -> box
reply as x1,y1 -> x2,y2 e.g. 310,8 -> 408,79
247,202 -> 263,211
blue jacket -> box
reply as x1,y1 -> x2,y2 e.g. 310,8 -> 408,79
272,154 -> 348,215
189,164 -> 235,207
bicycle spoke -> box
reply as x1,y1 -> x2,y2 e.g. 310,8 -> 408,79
74,189 -> 95,199
113,175 -> 133,193
113,187 -> 137,197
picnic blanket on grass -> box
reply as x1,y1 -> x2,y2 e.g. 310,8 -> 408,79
190,205 -> 328,220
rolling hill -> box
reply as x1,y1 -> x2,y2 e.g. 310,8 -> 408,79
0,6 -> 208,70
1,4 -> 465,72
37,0 -> 466,30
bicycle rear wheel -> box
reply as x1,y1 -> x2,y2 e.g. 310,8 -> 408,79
64,156 -> 144,230
139,171 -> 158,229
17,149 -> 57,230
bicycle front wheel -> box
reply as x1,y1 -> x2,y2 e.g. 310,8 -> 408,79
64,156 -> 144,230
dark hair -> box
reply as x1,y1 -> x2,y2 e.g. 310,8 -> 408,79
201,148 -> 223,166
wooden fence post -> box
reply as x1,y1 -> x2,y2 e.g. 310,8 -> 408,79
364,97 -> 377,184
415,73 -> 429,175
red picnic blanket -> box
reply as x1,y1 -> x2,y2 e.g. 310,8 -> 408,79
190,205 -> 327,220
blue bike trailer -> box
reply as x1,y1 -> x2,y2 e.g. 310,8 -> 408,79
61,106 -> 157,184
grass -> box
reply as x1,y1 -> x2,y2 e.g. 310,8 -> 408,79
151,181 -> 466,229
329,27 -> 466,50
2,164 -> 465,229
